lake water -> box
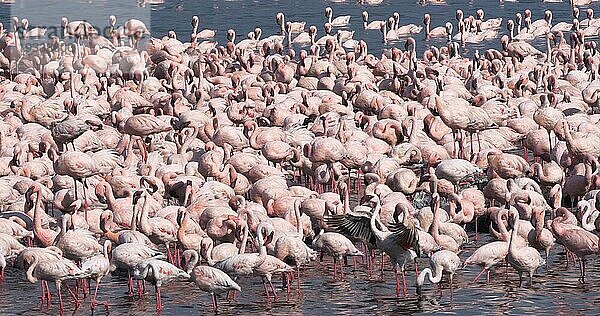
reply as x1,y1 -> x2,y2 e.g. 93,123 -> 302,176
1,0 -> 600,315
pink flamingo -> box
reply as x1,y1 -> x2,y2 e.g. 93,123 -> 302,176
551,207 -> 599,283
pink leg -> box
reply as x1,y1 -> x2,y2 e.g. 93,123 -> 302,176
262,280 -> 270,300
58,284 -> 64,311
66,283 -> 80,306
212,293 -> 218,311
137,280 -> 143,298
402,270 -> 408,297
82,279 -> 88,298
166,246 -> 173,263
414,260 -> 420,275
268,278 -> 278,300
127,272 -> 134,296
361,243 -> 366,265
474,268 -> 487,282
40,282 -> 46,302
486,270 -> 490,284
45,281 -> 51,301
339,259 -> 344,281
353,256 -> 357,272
156,286 -> 162,311
91,279 -> 100,308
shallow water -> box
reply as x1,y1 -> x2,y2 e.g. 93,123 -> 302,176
1,0 -> 600,315
0,0 -> 586,55
2,232 -> 600,315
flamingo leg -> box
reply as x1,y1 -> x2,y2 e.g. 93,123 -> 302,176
469,132 -> 474,158
82,278 -> 88,298
402,270 -> 408,297
268,278 -> 278,300
353,256 -> 357,273
358,169 -> 363,195
262,279 -> 270,300
57,283 -> 64,311
212,293 -> 218,311
450,277 -> 454,301
45,281 -> 51,301
91,279 -> 101,309
127,271 -> 134,296
518,272 -> 523,287
339,258 -> 344,281
40,282 -> 46,302
82,178 -> 89,222
66,283 -> 80,306
329,168 -> 336,193
414,259 -> 420,275
579,257 -> 585,283
137,280 -> 144,298
156,286 -> 162,311
333,257 -> 337,280
486,269 -> 490,284
474,267 -> 487,282
73,177 -> 78,201
361,242 -> 366,265
476,133 -> 482,157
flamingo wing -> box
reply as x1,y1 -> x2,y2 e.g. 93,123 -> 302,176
388,220 -> 421,257
324,213 -> 376,245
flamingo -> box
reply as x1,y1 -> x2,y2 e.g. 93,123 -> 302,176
109,242 -> 165,296
183,249 -> 240,312
550,207 -> 599,283
463,241 -> 508,283
81,240 -> 111,308
132,259 -> 190,311
312,229 -> 363,280
26,255 -> 89,311
324,7 -> 350,27
507,209 -> 544,287
206,222 -> 270,296
325,194 -> 420,296
123,18 -> 150,48
416,250 -> 461,299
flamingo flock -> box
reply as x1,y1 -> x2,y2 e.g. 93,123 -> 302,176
1,2 -> 600,314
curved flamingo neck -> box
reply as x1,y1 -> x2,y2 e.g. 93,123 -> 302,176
369,198 -> 387,242
139,194 -> 152,235
184,250 -> 199,274
508,212 -> 520,253
239,224 -> 249,254
26,256 -> 38,283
